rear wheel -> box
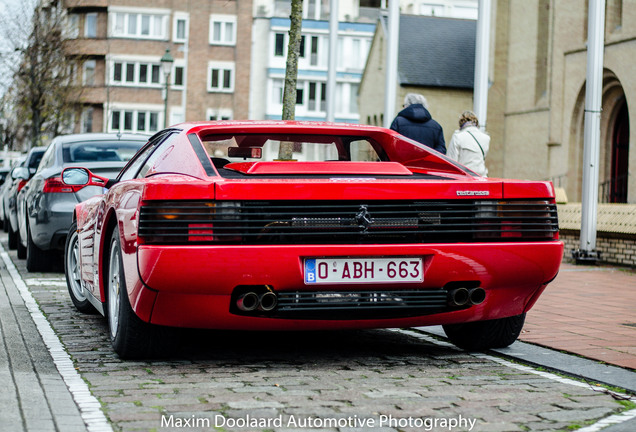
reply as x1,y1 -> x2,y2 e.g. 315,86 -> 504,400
107,229 -> 160,359
7,223 -> 17,249
16,229 -> 26,259
64,222 -> 95,313
442,313 -> 526,351
26,222 -> 50,272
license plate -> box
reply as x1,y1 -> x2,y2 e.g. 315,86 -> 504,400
304,257 -> 424,284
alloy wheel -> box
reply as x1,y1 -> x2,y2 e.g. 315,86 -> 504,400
108,239 -> 121,340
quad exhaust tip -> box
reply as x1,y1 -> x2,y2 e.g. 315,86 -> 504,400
258,291 -> 278,311
236,292 -> 260,312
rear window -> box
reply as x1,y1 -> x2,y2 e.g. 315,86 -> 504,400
200,134 -> 384,164
62,141 -> 144,163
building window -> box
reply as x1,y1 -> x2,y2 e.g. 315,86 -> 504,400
173,13 -> 188,42
65,14 -> 79,38
112,60 -> 163,87
125,63 -> 135,82
272,79 -> 284,104
299,36 -> 306,58
110,109 -> 160,133
274,33 -> 285,56
83,60 -> 96,85
305,0 -> 329,20
208,62 -> 234,92
306,81 -> 327,112
349,83 -> 359,113
111,11 -> 167,40
173,66 -> 184,87
85,13 -> 97,38
296,87 -> 304,105
139,64 -> 148,83
82,107 -> 93,133
310,36 -> 319,66
137,112 -> 146,132
207,108 -> 233,121
113,63 -> 122,81
209,14 -> 236,45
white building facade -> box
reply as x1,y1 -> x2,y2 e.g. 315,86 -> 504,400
250,0 -> 376,123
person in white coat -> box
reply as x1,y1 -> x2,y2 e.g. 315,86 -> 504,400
447,111 -> 490,177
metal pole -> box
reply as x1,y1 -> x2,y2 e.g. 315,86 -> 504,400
473,0 -> 491,130
575,0 -> 605,264
163,78 -> 169,129
326,0 -> 338,122
382,0 -> 399,128
180,44 -> 188,123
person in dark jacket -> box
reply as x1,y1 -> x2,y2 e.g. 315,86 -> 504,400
390,93 -> 446,154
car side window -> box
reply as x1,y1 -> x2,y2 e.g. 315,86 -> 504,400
136,134 -> 177,178
117,131 -> 176,181
117,144 -> 157,182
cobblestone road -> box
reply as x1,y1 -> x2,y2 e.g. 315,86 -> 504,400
8,247 -> 635,432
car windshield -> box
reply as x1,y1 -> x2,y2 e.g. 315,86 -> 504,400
200,134 -> 384,163
63,141 -> 144,163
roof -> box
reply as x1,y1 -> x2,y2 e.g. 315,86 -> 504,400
559,203 -> 636,235
50,132 -> 150,144
395,14 -> 476,89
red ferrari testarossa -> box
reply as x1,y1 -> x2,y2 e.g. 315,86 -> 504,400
62,121 -> 562,358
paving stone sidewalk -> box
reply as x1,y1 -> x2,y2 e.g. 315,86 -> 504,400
521,263 -> 636,370
0,254 -> 87,432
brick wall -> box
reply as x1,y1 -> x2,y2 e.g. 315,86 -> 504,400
560,231 -> 636,267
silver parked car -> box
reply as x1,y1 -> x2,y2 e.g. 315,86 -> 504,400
17,133 -> 148,271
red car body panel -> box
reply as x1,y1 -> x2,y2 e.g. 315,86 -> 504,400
70,121 -> 563,333
136,242 -> 562,329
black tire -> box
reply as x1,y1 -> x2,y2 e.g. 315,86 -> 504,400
7,223 -> 18,249
64,222 -> 96,313
26,222 -> 51,272
107,229 -> 162,359
16,229 -> 26,259
442,313 -> 526,351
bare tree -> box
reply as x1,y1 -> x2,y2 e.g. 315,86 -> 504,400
278,0 -> 304,160
1,0 -> 79,151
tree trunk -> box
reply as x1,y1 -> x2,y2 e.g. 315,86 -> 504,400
278,0 -> 303,160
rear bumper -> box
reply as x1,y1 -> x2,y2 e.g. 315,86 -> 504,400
134,242 -> 563,329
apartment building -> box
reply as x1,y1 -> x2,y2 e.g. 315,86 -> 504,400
63,0 -> 252,134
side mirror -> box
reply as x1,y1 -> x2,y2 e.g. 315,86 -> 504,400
11,167 -> 30,180
61,167 -> 110,188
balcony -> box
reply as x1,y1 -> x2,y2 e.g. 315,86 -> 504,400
75,86 -> 107,104
63,38 -> 108,57
62,0 -> 108,10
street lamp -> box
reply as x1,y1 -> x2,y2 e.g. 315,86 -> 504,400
160,49 -> 174,129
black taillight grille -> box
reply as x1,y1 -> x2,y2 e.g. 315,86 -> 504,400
138,200 -> 559,245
